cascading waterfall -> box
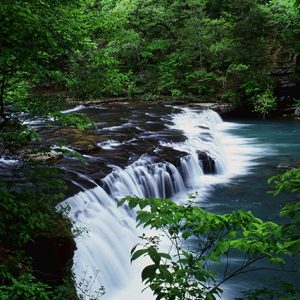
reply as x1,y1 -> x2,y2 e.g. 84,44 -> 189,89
60,108 -> 265,300
103,156 -> 186,199
162,107 -> 226,175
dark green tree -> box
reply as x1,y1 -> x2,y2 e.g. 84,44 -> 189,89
0,0 -> 95,117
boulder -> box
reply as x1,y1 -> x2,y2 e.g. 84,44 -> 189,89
197,151 -> 216,174
155,147 -> 189,167
25,150 -> 63,162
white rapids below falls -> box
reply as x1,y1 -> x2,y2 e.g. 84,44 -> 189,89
60,107 -> 267,300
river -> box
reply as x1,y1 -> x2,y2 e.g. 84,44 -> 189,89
53,103 -> 300,300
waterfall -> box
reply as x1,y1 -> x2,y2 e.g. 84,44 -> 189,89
103,156 -> 187,199
60,108 -> 265,300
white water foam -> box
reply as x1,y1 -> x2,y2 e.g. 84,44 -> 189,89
61,105 -> 86,114
166,108 -> 267,189
0,158 -> 19,165
97,140 -> 122,150
61,108 -> 269,299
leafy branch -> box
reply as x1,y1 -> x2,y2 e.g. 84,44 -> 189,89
118,196 -> 290,300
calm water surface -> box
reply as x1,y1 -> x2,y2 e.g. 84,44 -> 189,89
206,118 -> 300,298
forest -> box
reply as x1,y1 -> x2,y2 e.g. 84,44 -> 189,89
0,0 -> 300,299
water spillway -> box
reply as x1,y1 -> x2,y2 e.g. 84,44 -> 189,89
60,105 -> 267,299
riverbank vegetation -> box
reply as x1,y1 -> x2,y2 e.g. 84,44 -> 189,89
0,0 -> 300,299
1,0 -> 299,119
119,167 -> 300,299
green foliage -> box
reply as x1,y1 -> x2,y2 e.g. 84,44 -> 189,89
0,123 -> 38,156
0,165 -> 68,246
265,0 -> 300,51
0,270 -> 81,300
0,162 -> 85,299
235,167 -> 300,298
5,81 -> 31,107
51,112 -> 96,130
119,196 -> 288,300
68,49 -> 135,98
227,63 -> 249,74
11,95 -> 67,118
1,0 -> 298,107
242,80 -> 262,98
119,171 -> 300,299
0,2 -> 104,299
269,168 -> 300,195
237,280 -> 300,300
157,51 -> 187,95
252,88 -> 277,118
0,273 -> 52,300
185,70 -> 217,95
0,0 -> 80,107
269,168 -> 300,255
220,90 -> 239,104
63,0 -> 266,100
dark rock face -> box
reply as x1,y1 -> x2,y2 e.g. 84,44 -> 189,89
26,235 -> 76,285
222,54 -> 300,119
155,147 -> 189,167
188,103 -> 232,115
273,53 -> 300,115
221,102 -> 259,119
197,151 -> 216,174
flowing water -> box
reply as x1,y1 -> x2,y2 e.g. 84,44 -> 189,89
54,104 -> 300,299
204,118 -> 300,299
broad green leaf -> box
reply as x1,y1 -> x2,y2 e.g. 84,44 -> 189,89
141,264 -> 157,282
148,246 -> 161,265
131,248 -> 148,262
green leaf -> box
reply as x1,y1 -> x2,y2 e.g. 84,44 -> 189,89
148,247 -> 161,265
117,198 -> 127,207
159,266 -> 173,283
206,293 -> 216,300
158,252 -> 172,260
194,271 -> 207,282
128,197 -> 139,208
141,264 -> 157,282
228,231 -> 237,239
209,253 -> 221,262
131,248 -> 148,262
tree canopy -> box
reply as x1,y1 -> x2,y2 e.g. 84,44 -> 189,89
1,0 -> 299,117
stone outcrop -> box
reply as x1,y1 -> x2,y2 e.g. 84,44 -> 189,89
188,102 -> 232,115
272,53 -> 300,116
197,151 -> 216,174
25,150 -> 63,162
154,147 -> 189,167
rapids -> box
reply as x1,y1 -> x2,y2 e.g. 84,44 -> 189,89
60,105 -> 269,299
